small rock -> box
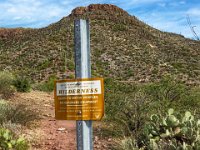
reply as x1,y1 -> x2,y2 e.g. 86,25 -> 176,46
57,127 -> 66,131
108,138 -> 112,142
94,136 -> 99,141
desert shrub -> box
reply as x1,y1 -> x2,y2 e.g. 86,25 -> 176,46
105,90 -> 148,136
143,76 -> 200,115
37,59 -> 51,70
67,61 -> 75,71
0,71 -> 16,99
0,100 -> 39,126
13,75 -> 31,92
0,128 -> 29,150
116,137 -> 139,150
105,78 -> 149,137
105,77 -> 200,148
1,122 -> 23,137
112,24 -> 127,31
0,100 -> 37,150
139,109 -> 200,149
34,75 -> 56,92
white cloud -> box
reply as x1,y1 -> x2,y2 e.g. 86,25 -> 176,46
187,8 -> 200,17
158,3 -> 166,7
134,8 -> 197,38
0,0 -> 199,39
147,18 -> 192,38
109,0 -> 163,10
180,1 -> 186,5
13,16 -> 23,21
125,0 -> 163,4
0,0 -> 72,27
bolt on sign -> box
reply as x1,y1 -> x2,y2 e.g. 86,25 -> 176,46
54,78 -> 104,120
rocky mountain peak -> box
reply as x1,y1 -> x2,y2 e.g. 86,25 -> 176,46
71,4 -> 129,16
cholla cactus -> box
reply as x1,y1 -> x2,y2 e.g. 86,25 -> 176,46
142,109 -> 200,150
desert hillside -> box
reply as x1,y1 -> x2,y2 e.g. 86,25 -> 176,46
0,4 -> 199,85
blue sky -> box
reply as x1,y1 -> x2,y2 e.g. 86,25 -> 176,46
0,0 -> 200,39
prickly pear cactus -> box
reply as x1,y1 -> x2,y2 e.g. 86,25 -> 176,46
142,109 -> 200,150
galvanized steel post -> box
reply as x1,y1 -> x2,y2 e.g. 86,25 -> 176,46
74,19 -> 93,150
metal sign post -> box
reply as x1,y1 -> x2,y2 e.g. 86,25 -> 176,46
74,19 -> 93,150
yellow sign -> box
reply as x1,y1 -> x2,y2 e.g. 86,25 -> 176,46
54,78 -> 104,120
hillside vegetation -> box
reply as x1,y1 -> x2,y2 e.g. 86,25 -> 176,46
0,4 -> 199,86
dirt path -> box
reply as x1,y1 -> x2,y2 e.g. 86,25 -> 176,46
36,120 -> 76,150
11,91 -> 112,150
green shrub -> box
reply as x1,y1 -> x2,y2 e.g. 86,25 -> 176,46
67,61 -> 75,71
117,138 -> 139,150
37,59 -> 51,70
0,100 -> 38,150
1,122 -> 22,137
0,100 -> 39,126
0,128 -> 29,150
0,71 -> 16,99
13,75 -> 31,92
105,79 -> 148,137
140,109 -> 200,150
105,77 -> 200,149
34,75 -> 56,92
112,24 -> 127,32
143,76 -> 200,115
